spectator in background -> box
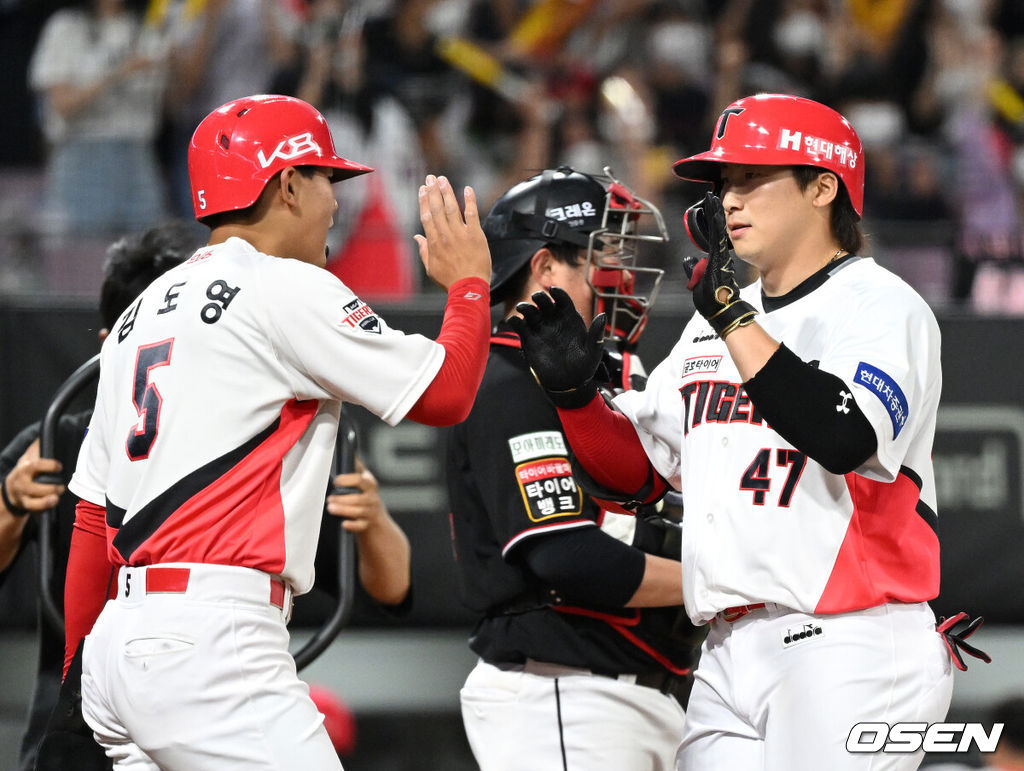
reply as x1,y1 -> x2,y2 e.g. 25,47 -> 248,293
644,4 -> 713,162
12,0 -> 1024,314
164,0 -> 302,218
923,10 -> 1024,312
863,141 -> 952,224
279,0 -> 425,300
27,0 -> 175,236
360,0 -> 466,179
456,1 -> 688,273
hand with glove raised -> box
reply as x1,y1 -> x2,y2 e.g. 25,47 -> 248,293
507,287 -> 605,409
681,192 -> 758,339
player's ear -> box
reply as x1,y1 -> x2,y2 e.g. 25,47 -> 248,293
278,167 -> 299,206
811,171 -> 839,210
529,248 -> 556,287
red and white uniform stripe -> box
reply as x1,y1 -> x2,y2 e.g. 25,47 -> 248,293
613,257 -> 941,625
70,237 -> 444,594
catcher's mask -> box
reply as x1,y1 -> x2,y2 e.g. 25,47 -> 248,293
484,165 -> 667,347
587,169 -> 668,347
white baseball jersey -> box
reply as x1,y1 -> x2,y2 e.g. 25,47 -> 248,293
614,257 -> 941,624
70,236 -> 444,594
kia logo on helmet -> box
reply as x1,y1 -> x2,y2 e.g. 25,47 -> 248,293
716,107 -> 744,139
256,132 -> 323,169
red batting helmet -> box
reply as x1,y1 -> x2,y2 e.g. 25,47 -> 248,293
188,94 -> 373,221
673,93 -> 865,217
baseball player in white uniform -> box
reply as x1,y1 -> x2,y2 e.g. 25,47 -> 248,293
510,94 -> 989,770
62,94 -> 491,770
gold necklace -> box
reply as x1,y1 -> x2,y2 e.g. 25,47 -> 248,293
825,248 -> 845,267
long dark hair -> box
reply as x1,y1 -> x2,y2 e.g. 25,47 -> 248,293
792,166 -> 864,255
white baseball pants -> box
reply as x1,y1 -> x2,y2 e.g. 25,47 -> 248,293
461,658 -> 686,770
81,564 -> 342,771
676,601 -> 954,770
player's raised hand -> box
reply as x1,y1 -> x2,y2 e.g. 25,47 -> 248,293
413,175 -> 491,291
681,192 -> 757,339
507,287 -> 605,409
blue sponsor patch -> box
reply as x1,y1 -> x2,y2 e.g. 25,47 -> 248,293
855,362 -> 909,438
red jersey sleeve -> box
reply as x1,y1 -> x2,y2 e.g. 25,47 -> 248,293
557,394 -> 666,504
407,277 -> 490,426
64,499 -> 114,679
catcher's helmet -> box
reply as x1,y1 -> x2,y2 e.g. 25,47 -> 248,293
188,94 -> 373,221
673,93 -> 865,217
485,167 -> 606,302
485,166 -> 667,346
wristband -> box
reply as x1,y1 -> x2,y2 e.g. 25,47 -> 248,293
707,299 -> 758,338
1,476 -> 29,517
535,373 -> 598,410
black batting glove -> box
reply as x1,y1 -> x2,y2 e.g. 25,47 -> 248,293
681,192 -> 758,339
507,287 -> 605,409
936,612 -> 991,672
683,195 -> 733,253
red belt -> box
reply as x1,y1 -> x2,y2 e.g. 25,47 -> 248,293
718,603 -> 767,623
142,566 -> 286,609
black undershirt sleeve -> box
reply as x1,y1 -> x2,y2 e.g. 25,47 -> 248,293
743,343 -> 878,474
518,526 -> 646,608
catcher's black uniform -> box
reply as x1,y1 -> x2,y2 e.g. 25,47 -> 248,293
446,324 -> 699,733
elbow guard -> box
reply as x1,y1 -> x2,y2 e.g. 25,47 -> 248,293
743,344 -> 878,474
520,528 -> 646,608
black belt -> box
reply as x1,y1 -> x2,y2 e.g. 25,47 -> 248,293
497,658 -> 694,709
597,669 -> 693,708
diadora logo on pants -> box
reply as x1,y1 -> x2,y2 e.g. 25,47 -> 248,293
257,132 -> 322,168
782,623 -> 822,647
847,723 -> 1003,754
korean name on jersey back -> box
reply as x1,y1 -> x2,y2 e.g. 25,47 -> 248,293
117,277 -> 241,342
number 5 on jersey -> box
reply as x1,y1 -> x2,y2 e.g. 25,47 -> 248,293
127,339 -> 174,461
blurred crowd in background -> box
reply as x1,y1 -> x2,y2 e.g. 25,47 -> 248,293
2,0 -> 1024,312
